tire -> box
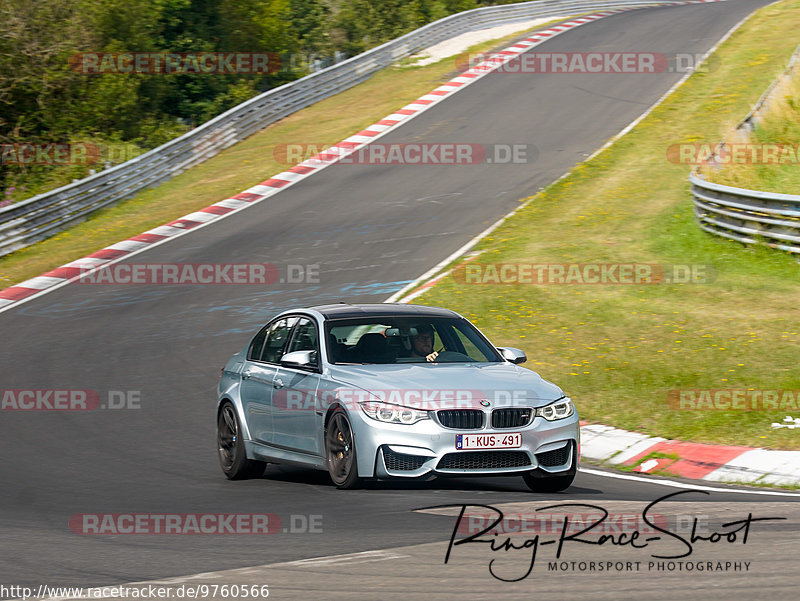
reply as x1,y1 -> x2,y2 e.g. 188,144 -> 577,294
522,444 -> 576,492
217,402 -> 266,480
325,409 -> 360,489
522,471 -> 575,493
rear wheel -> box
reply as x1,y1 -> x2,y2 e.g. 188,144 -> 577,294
217,402 -> 266,480
325,409 -> 360,489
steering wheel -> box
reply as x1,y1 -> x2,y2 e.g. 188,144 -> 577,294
433,350 -> 475,362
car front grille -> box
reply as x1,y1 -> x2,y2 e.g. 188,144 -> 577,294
536,444 -> 571,467
437,409 -> 484,430
382,448 -> 428,471
491,408 -> 533,429
437,451 -> 531,470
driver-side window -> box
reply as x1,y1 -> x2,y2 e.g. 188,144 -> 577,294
451,326 -> 485,361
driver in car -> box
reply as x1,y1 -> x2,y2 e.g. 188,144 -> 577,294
409,324 -> 439,362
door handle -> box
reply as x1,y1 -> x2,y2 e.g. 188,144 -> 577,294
273,378 -> 284,389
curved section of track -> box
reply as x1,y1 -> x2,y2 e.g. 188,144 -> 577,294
0,1 -> 790,595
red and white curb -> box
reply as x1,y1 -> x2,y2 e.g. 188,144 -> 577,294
0,1 -> 726,314
580,423 -> 800,487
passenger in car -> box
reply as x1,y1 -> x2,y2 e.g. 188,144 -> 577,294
328,333 -> 347,363
351,332 -> 397,364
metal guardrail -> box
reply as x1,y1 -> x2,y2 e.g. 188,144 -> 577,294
0,0 -> 693,257
690,173 -> 800,254
691,43 -> 800,254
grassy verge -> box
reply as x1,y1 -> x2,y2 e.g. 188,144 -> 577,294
412,0 -> 800,450
700,64 -> 800,192
0,24 -> 555,289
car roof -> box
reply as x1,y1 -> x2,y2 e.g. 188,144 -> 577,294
307,303 -> 461,320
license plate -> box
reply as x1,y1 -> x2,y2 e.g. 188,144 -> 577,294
456,433 -> 522,450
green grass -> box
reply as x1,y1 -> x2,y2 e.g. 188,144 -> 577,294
702,64 -> 800,192
0,23 -> 556,289
411,0 -> 800,450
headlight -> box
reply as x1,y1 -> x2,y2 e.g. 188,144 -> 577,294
535,397 -> 574,421
360,401 -> 430,425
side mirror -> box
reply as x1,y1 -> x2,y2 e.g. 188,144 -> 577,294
497,347 -> 527,365
281,350 -> 317,369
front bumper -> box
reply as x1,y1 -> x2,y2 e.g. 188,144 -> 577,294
351,407 -> 580,478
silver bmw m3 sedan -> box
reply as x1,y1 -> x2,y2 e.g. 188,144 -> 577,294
217,303 -> 579,491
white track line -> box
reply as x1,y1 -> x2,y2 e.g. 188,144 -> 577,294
579,467 -> 800,497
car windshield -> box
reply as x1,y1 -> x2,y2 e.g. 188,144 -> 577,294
325,316 -> 502,365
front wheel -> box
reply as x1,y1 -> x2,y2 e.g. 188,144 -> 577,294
522,471 -> 575,493
522,446 -> 576,492
217,402 -> 266,480
325,409 -> 360,489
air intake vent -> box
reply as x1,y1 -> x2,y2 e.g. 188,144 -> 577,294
536,444 -> 571,467
437,409 -> 484,429
491,408 -> 533,428
437,451 -> 531,470
383,448 -> 428,471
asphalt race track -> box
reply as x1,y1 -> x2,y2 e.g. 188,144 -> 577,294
1,1 -> 797,599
